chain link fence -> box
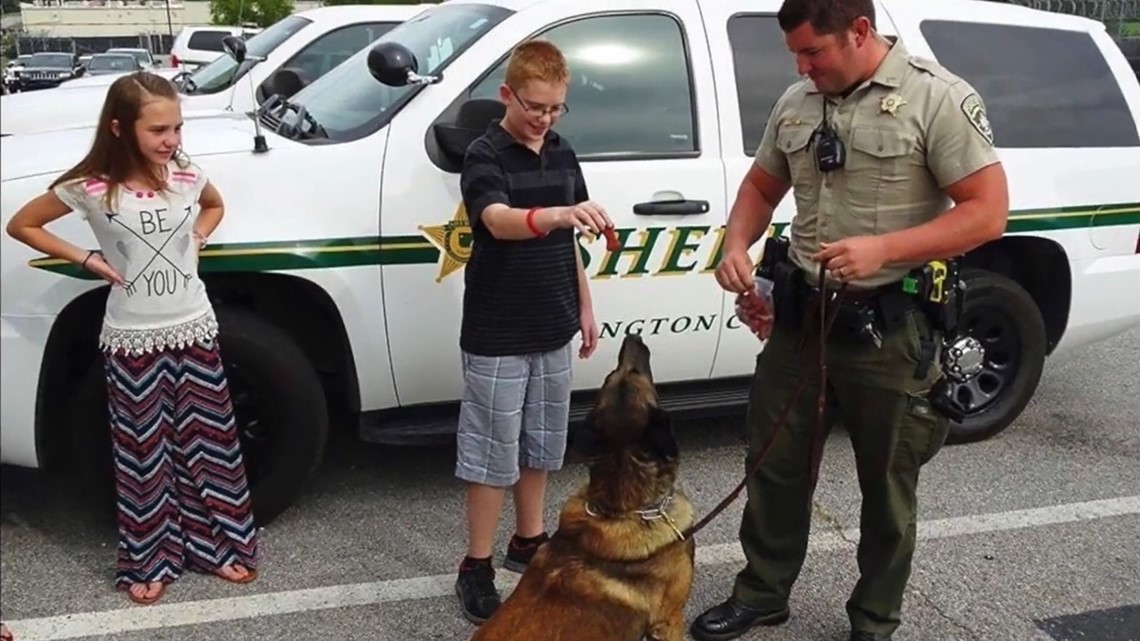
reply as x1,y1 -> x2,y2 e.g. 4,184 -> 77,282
8,33 -> 172,58
997,0 -> 1140,37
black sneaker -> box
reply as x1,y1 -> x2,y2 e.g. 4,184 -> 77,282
455,558 -> 500,624
503,532 -> 549,573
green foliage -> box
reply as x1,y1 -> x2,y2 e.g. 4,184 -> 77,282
209,0 -> 296,28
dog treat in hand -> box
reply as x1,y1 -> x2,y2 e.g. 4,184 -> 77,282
602,225 -> 620,252
735,277 -> 775,340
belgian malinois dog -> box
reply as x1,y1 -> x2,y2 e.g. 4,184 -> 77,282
469,333 -> 696,641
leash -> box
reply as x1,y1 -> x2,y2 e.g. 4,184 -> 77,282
682,261 -> 847,541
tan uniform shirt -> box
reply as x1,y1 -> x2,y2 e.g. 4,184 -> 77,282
755,36 -> 1001,289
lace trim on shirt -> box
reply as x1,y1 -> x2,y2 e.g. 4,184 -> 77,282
100,311 -> 219,356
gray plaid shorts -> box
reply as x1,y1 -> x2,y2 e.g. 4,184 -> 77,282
455,341 -> 574,487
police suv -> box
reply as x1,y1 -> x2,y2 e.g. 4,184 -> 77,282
2,0 -> 1138,524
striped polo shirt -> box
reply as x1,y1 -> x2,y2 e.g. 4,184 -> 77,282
458,121 -> 588,357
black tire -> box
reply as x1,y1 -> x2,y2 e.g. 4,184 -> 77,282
66,307 -> 329,526
942,268 -> 1047,445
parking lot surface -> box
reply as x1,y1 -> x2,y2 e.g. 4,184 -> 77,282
2,327 -> 1138,641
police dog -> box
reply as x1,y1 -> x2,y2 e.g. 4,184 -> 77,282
470,333 -> 696,641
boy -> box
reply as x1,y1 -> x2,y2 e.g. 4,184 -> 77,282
454,39 -> 612,624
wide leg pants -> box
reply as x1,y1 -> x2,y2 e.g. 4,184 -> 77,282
102,336 -> 259,588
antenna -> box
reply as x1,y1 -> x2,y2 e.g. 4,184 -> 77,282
249,69 -> 268,154
225,64 -> 242,112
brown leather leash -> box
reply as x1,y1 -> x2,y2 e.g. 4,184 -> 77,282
682,261 -> 847,541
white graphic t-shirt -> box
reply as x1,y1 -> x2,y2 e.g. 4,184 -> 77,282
53,160 -> 217,356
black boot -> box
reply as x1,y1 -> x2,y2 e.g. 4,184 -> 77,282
690,597 -> 790,641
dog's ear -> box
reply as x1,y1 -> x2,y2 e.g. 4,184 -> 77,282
641,405 -> 678,460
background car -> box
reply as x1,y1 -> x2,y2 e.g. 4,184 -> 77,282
8,52 -> 84,91
81,53 -> 144,76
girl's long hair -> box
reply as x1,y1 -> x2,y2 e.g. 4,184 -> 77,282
50,72 -> 190,210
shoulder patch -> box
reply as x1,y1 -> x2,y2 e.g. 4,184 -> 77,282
959,92 -> 994,146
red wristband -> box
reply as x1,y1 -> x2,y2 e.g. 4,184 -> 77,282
525,207 -> 545,237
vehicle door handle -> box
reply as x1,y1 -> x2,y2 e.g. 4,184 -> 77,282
632,199 -> 710,216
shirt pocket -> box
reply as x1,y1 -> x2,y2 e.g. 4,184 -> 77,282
776,124 -> 819,208
846,127 -> 918,229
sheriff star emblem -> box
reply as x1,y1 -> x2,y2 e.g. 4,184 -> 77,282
419,204 -> 472,282
880,93 -> 907,116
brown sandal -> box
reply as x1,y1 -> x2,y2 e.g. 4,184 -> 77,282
1,622 -> 14,641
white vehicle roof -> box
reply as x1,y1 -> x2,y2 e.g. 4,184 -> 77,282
290,2 -> 434,22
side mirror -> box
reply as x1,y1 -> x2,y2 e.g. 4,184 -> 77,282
368,41 -> 418,87
433,98 -> 505,162
222,35 -> 247,64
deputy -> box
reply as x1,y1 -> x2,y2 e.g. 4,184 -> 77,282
692,1 -> 1009,640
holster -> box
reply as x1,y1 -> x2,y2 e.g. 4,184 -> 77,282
758,236 -> 805,331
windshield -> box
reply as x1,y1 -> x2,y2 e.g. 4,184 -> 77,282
87,55 -> 137,72
28,53 -> 72,69
108,49 -> 151,65
187,15 -> 313,94
284,3 -> 512,142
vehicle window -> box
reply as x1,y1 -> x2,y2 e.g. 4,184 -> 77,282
187,15 -> 313,95
467,13 -> 697,158
86,55 -> 138,72
726,14 -> 802,155
921,20 -> 1140,148
188,30 -> 232,52
28,53 -> 73,68
108,49 -> 152,66
284,3 -> 513,142
281,22 -> 401,83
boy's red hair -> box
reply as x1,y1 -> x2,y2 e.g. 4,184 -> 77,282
504,40 -> 570,88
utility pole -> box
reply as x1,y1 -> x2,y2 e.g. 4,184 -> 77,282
164,0 -> 174,40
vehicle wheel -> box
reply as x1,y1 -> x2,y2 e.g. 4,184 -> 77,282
941,268 -> 1047,445
67,307 -> 329,526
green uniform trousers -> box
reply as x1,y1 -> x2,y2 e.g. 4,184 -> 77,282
731,300 -> 951,637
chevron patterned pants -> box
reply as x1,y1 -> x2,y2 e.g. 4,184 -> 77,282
103,336 -> 259,588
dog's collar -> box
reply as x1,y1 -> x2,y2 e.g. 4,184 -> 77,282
584,489 -> 685,542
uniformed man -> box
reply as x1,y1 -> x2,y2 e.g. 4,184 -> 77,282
692,1 -> 1009,640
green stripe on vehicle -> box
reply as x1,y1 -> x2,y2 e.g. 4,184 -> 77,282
26,202 -> 1140,280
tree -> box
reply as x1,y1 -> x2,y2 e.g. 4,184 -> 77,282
209,0 -> 295,28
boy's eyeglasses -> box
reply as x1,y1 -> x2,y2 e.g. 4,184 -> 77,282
510,88 -> 569,118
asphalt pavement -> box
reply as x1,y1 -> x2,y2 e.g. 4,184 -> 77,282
2,327 -> 1138,641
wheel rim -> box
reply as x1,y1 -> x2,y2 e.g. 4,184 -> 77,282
224,359 -> 276,489
945,303 -> 1022,419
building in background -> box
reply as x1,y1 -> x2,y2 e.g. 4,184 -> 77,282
3,0 -> 321,60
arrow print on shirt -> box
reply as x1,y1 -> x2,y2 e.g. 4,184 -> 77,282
105,208 -> 194,296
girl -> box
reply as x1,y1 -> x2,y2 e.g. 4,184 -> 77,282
5,72 -> 259,605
